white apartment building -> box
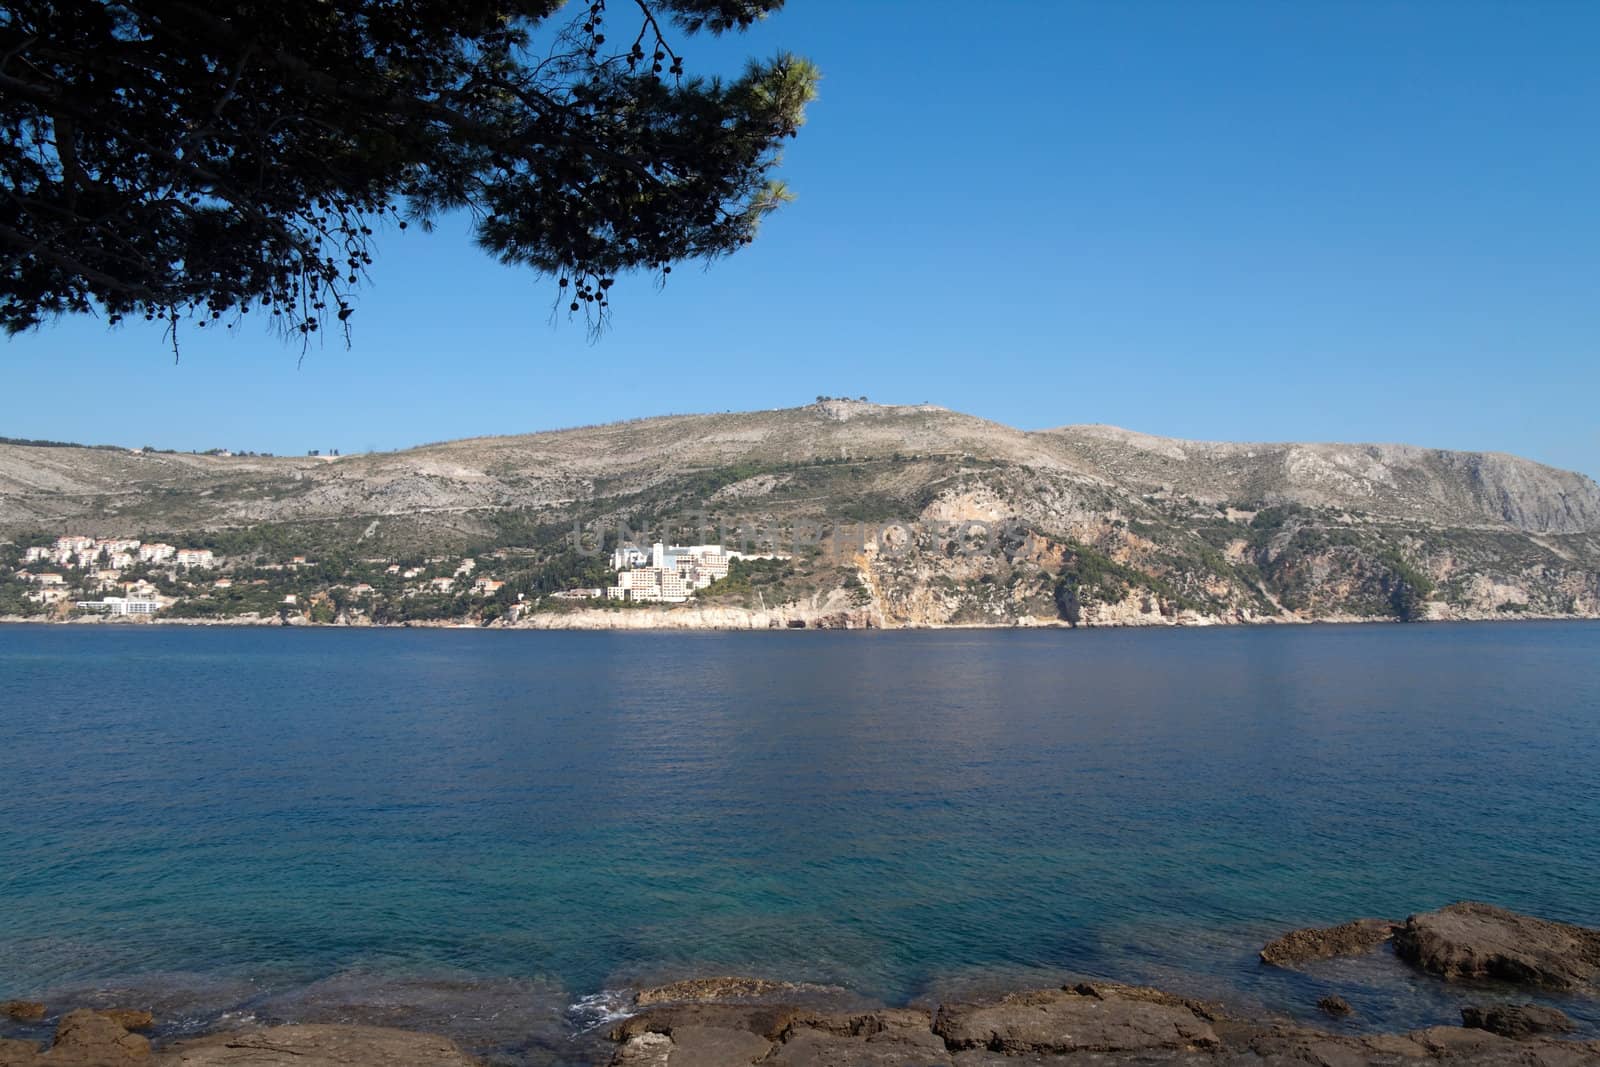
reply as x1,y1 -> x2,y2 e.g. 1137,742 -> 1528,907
75,596 -> 161,616
139,543 -> 177,563
607,565 -> 690,603
614,568 -> 660,599
23,546 -> 51,563
610,567 -> 683,602
175,549 -> 215,567
607,543 -> 737,602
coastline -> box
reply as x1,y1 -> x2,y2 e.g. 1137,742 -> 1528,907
2,608 -> 1597,632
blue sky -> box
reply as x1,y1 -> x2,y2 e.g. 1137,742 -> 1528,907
5,1 -> 1598,478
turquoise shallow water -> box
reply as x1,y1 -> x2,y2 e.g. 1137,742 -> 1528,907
1,622 -> 1598,1062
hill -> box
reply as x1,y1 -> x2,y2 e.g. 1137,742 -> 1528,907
3,400 -> 1598,627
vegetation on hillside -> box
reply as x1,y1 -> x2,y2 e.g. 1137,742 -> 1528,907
2,405 -> 1595,626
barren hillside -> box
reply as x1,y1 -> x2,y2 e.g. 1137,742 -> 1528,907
3,401 -> 1598,626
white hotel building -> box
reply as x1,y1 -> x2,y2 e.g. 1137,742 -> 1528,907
606,542 -> 736,603
75,596 -> 162,616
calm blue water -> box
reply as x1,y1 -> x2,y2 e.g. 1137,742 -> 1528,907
1,622 -> 1597,1061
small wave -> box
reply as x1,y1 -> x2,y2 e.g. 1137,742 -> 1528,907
566,990 -> 635,1035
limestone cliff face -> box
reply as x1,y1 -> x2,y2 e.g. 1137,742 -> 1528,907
516,589 -> 877,630
1039,427 -> 1600,535
3,402 -> 1597,628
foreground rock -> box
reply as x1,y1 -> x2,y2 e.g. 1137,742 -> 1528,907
634,977 -> 841,1006
0,1004 -> 44,1024
11,975 -> 1600,1067
933,985 -> 1220,1055
1460,1003 -> 1575,1038
0,1018 -> 475,1067
155,1024 -> 477,1066
100,1010 -> 155,1033
1317,994 -> 1353,1017
1260,917 -> 1398,966
605,978 -> 1600,1065
0,1009 -> 153,1065
1393,902 -> 1600,990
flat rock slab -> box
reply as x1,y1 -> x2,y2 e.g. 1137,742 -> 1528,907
153,1024 -> 476,1066
51,1009 -> 151,1064
660,1025 -> 772,1066
609,1026 -> 772,1067
1260,917 -> 1398,966
0,1038 -> 43,1067
766,1010 -> 952,1067
635,976 -> 841,1006
1393,902 -> 1600,990
0,1004 -> 45,1024
1461,1003 -> 1575,1038
764,1029 -> 953,1067
612,1002 -> 802,1042
101,1010 -> 155,1033
933,988 -> 1220,1055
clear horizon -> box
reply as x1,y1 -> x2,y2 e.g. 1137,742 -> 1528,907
4,1 -> 1597,480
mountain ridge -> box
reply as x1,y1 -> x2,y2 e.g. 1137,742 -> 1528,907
3,401 -> 1598,628
6,400 -> 1594,534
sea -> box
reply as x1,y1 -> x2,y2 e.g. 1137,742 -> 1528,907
1,622 -> 1597,1063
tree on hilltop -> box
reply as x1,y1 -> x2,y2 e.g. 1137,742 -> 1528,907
0,0 -> 817,350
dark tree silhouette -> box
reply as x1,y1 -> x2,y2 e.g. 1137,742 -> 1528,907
0,0 -> 816,349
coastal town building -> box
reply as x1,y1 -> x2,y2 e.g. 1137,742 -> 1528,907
75,596 -> 161,616
606,542 -> 738,603
472,577 -> 504,595
17,535 -> 225,573
659,571 -> 689,600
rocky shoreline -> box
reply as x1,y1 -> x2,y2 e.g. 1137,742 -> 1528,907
4,903 -> 1599,1065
